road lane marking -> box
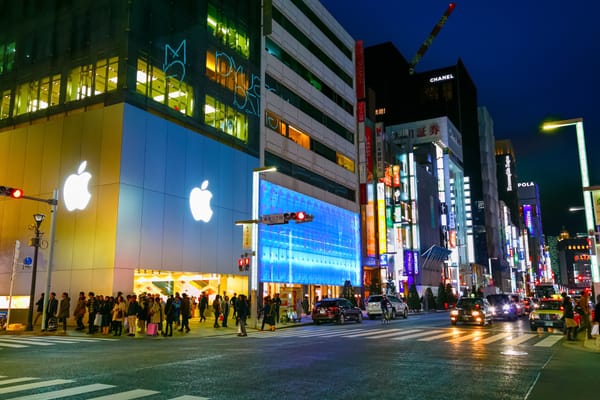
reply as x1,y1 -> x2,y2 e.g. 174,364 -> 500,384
88,388 -> 160,400
0,378 -> 40,386
365,329 -> 422,339
7,383 -> 114,400
343,329 -> 401,337
418,330 -> 464,341
534,334 -> 564,347
0,342 -> 28,348
391,330 -> 446,341
0,380 -> 72,395
479,332 -> 513,344
446,331 -> 489,343
504,334 -> 536,345
169,396 -> 211,400
0,338 -> 55,346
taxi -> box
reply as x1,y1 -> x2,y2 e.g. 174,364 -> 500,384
528,299 -> 579,331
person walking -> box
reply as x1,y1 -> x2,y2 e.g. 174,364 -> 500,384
33,293 -> 44,327
212,295 -> 222,328
222,295 -> 230,328
237,294 -> 249,337
561,292 -> 576,340
199,292 -> 208,322
273,293 -> 282,325
577,290 -> 593,340
73,292 -> 86,331
179,293 -> 191,333
44,292 -> 59,331
230,293 -> 238,320
164,295 -> 176,337
57,292 -> 70,333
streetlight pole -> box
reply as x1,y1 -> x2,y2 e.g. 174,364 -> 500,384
542,118 -> 600,297
25,213 -> 45,331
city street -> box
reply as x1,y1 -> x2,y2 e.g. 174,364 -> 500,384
1,312 -> 597,399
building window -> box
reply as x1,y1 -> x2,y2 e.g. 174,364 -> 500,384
136,58 -> 193,117
0,42 -> 16,75
206,50 -> 249,94
95,57 -> 119,94
66,57 -> 119,102
205,95 -> 248,142
336,153 -> 355,173
207,3 -> 250,59
0,90 -> 10,119
14,74 -> 61,116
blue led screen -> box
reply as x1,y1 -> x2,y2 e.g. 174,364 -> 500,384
258,181 -> 361,286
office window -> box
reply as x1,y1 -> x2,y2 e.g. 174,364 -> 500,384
336,153 -> 355,173
206,50 -> 250,95
205,95 -> 248,142
66,57 -> 119,102
14,74 -> 60,116
137,58 -> 193,117
207,4 -> 250,59
288,125 -> 310,150
0,90 -> 10,119
67,64 -> 94,101
0,42 -> 16,74
95,57 -> 119,94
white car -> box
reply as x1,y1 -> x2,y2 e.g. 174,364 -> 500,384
366,294 -> 409,320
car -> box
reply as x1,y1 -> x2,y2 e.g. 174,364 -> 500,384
510,294 -> 526,317
311,298 -> 363,325
529,299 -> 572,331
366,294 -> 409,320
486,294 -> 518,321
450,297 -> 493,326
522,297 -> 535,314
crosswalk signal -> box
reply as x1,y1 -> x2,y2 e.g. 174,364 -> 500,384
243,255 -> 250,271
238,253 -> 251,271
238,257 -> 244,271
0,186 -> 23,198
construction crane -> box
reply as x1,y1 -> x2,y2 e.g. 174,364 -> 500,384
408,2 -> 456,75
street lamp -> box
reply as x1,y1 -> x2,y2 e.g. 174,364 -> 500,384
542,117 -> 600,296
25,213 -> 45,331
249,166 -> 276,328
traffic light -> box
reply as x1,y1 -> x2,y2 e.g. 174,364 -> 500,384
0,186 -> 23,198
283,211 -> 314,223
238,253 -> 251,271
238,257 -> 244,271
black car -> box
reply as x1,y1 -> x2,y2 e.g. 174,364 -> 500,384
486,294 -> 518,321
311,298 -> 363,325
450,297 -> 493,326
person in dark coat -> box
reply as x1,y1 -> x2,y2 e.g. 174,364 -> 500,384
164,295 -> 176,337
33,293 -> 44,327
562,292 -> 577,341
213,295 -> 222,328
236,294 -> 249,337
57,292 -> 70,333
44,292 -> 58,331
179,293 -> 191,333
199,292 -> 208,322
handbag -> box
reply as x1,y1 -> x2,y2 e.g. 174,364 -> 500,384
93,313 -> 102,326
592,322 -> 599,336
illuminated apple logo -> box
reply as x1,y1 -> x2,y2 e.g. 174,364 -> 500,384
190,180 -> 213,222
63,161 -> 92,211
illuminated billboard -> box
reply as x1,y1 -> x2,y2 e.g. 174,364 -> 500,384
258,181 -> 361,286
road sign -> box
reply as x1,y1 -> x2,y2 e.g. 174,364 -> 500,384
261,213 -> 286,225
23,257 -> 32,266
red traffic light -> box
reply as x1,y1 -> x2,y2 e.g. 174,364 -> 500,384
296,211 -> 306,221
10,188 -> 23,198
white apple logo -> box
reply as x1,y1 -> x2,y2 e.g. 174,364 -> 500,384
63,161 -> 92,211
190,180 -> 213,222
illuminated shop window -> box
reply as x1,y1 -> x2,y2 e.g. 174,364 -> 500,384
14,74 -> 60,116
207,4 -> 250,59
204,95 -> 248,142
0,90 -> 10,119
66,57 -> 119,102
136,58 -> 193,117
0,42 -> 15,74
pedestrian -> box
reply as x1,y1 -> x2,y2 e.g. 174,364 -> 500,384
577,290 -> 593,340
44,292 -> 58,331
561,292 -> 576,340
73,292 -> 86,331
302,295 -> 309,315
100,295 -> 113,335
137,294 -> 148,334
230,293 -> 238,319
111,295 -> 126,336
179,293 -> 191,333
164,295 -> 176,337
147,296 -> 160,336
199,292 -> 208,322
237,294 -> 249,337
33,293 -> 44,327
126,295 -> 139,336
57,292 -> 70,333
222,295 -> 230,328
295,297 -> 303,322
86,292 -> 99,334
260,296 -> 270,331
594,295 -> 600,329
156,295 -> 165,335
173,292 -> 182,328
213,295 -> 222,328
273,293 -> 282,325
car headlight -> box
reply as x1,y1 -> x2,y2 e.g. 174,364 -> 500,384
502,304 -> 510,311
489,306 -> 495,313
471,310 -> 480,317
529,312 -> 539,320
450,310 -> 458,316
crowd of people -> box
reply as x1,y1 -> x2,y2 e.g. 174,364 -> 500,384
33,291 -> 252,337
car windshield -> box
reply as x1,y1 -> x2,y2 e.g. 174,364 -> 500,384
368,296 -> 384,302
457,299 -> 483,308
317,300 -> 339,307
539,301 -> 562,310
487,295 -> 509,305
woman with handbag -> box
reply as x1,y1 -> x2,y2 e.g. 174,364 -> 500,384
111,295 -> 126,336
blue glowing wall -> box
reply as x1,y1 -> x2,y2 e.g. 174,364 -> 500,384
258,181 -> 361,286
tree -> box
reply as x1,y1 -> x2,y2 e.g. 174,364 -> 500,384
424,288 -> 435,312
407,283 -> 421,311
445,283 -> 456,307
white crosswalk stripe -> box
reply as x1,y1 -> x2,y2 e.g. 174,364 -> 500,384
0,377 -> 209,400
0,336 -> 116,349
249,326 -> 566,348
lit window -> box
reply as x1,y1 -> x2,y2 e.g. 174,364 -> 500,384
137,58 -> 193,117
14,74 -> 60,115
0,90 -> 10,119
336,153 -> 355,172
207,5 -> 250,58
204,95 -> 248,142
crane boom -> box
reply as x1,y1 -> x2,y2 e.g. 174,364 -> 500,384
409,2 -> 456,74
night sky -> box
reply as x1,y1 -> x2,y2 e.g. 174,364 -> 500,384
321,0 -> 600,236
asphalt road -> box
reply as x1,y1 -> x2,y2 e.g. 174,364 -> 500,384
0,312 -> 597,399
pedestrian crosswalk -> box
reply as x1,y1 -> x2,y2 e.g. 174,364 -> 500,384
0,376 -> 209,399
246,326 -> 566,347
0,335 -> 116,349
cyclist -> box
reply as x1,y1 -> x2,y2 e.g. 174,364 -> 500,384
380,294 -> 392,323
